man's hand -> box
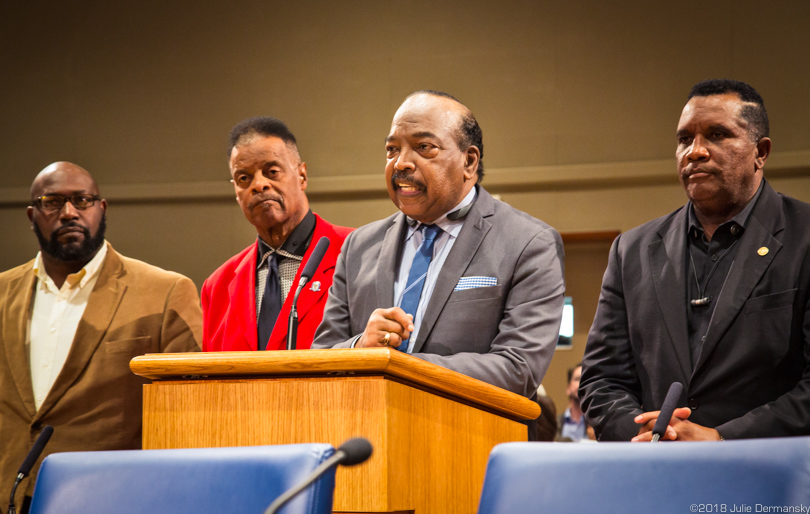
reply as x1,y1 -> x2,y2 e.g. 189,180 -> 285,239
356,307 -> 414,349
632,406 -> 690,441
631,407 -> 721,442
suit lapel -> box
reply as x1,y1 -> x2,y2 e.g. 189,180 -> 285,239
412,188 -> 493,353
648,209 -> 692,379
376,214 -> 406,308
35,245 -> 127,419
231,243 -> 259,351
693,183 -> 784,377
2,263 -> 38,418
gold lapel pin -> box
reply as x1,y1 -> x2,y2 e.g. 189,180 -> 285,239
757,247 -> 769,256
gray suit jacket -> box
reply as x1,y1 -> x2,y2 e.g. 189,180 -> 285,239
312,186 -> 565,397
580,181 -> 810,440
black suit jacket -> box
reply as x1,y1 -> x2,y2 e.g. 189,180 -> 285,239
580,181 -> 810,440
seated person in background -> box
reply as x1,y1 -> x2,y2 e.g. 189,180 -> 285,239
557,363 -> 588,442
580,79 -> 810,441
0,162 -> 201,511
202,117 -> 352,352
312,90 -> 565,401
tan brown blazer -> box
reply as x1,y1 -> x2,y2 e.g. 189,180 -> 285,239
0,243 -> 201,504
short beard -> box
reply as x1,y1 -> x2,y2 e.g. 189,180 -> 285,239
34,214 -> 107,263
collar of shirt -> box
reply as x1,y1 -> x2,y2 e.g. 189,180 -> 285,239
33,241 -> 109,293
404,186 -> 477,243
562,407 -> 585,426
560,407 -> 587,441
256,210 -> 315,269
687,179 -> 764,244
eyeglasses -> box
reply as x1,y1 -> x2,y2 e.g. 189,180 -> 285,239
31,194 -> 101,212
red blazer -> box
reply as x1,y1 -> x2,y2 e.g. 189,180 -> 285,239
202,215 -> 352,352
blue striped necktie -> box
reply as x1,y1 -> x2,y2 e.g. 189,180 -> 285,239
398,224 -> 442,352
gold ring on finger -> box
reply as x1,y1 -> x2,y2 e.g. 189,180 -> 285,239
382,332 -> 391,346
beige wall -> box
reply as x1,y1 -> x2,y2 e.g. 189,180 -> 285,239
3,0 -> 809,407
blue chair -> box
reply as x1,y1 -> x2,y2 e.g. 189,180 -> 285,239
478,438 -> 810,514
28,444 -> 335,514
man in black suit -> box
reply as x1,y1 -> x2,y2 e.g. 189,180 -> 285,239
580,79 -> 810,441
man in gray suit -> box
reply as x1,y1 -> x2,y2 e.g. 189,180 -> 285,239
312,90 -> 565,398
580,79 -> 810,441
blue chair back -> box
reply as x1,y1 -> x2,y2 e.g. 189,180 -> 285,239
28,444 -> 335,514
478,438 -> 810,514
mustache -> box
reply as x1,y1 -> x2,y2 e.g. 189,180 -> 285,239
390,171 -> 426,190
249,193 -> 283,209
684,165 -> 715,176
52,222 -> 90,239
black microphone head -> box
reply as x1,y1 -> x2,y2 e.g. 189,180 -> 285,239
300,237 -> 330,282
651,382 -> 684,439
336,437 -> 373,466
18,425 -> 54,476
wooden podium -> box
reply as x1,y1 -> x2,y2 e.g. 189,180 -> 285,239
130,349 -> 540,514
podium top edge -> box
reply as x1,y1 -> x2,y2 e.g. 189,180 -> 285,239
130,348 -> 540,421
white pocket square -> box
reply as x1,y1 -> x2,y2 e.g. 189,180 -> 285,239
454,276 -> 497,291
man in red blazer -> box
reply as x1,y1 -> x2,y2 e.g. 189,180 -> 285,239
202,117 -> 352,352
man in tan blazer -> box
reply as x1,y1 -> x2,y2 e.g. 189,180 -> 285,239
0,162 -> 201,512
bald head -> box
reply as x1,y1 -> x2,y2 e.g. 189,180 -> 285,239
401,91 -> 484,182
31,162 -> 99,201
403,90 -> 471,117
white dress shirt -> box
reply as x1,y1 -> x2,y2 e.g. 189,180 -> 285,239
27,243 -> 108,410
394,187 -> 476,352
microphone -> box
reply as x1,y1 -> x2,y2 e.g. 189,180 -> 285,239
286,236 -> 330,351
331,437 -> 373,465
299,237 -> 331,286
7,425 -> 54,514
651,382 -> 683,443
690,296 -> 712,306
263,437 -> 373,514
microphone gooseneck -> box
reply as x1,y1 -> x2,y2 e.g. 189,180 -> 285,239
8,425 -> 54,514
263,437 -> 373,514
286,237 -> 330,351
